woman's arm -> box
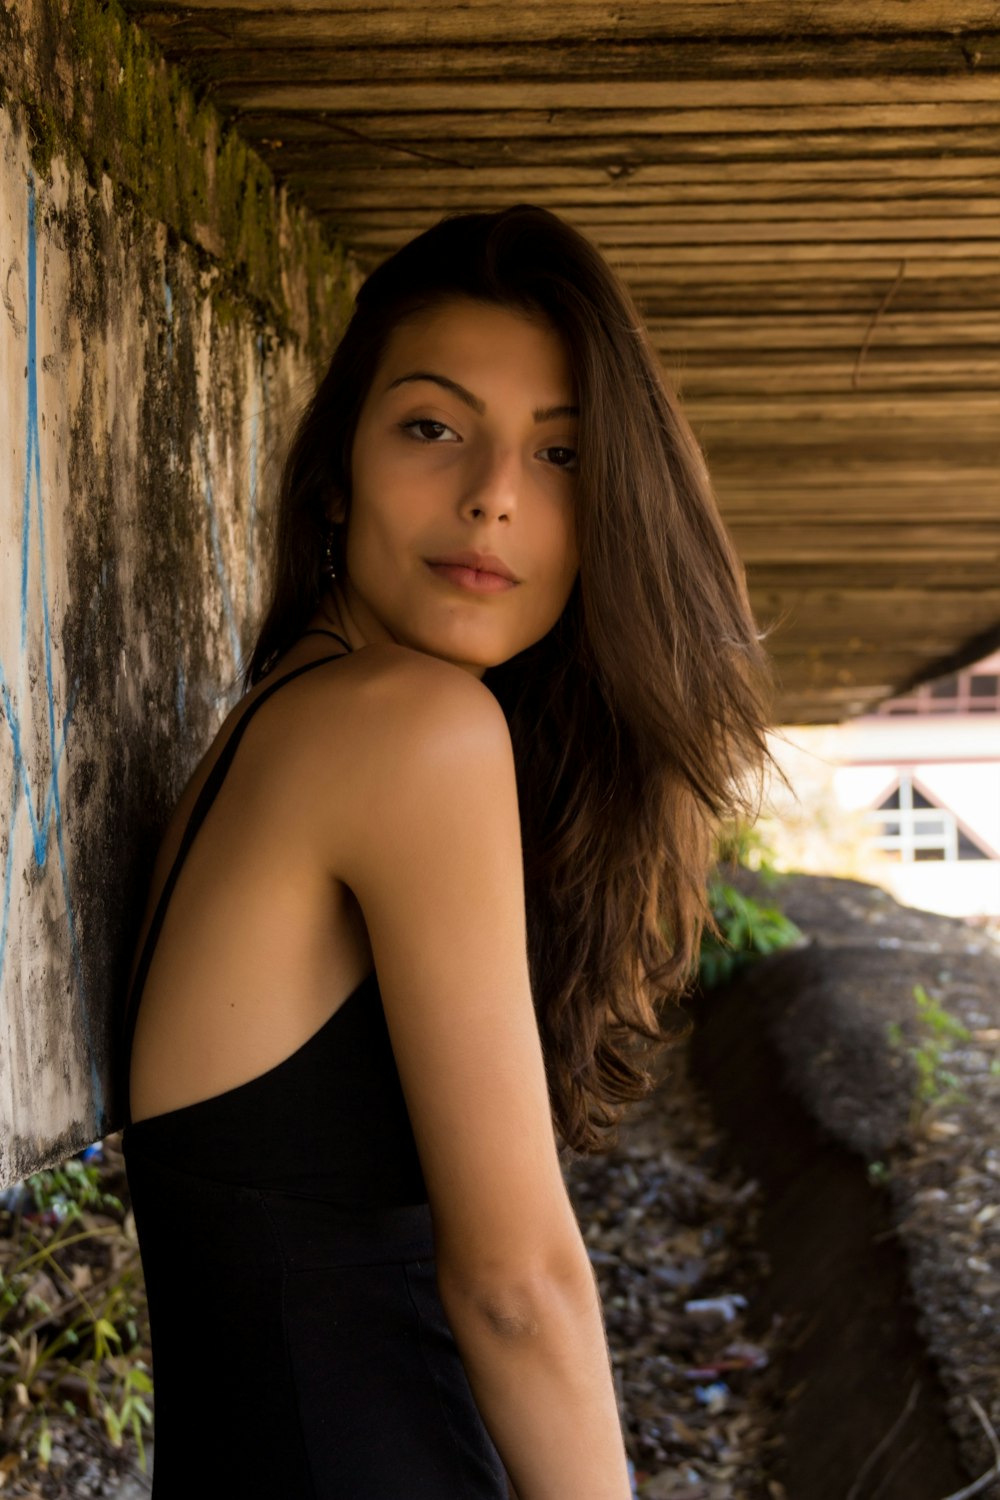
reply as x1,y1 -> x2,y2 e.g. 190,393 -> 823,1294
438,1250 -> 631,1499
320,646 -> 632,1500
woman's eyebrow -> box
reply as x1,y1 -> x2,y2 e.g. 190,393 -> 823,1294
384,370 -> 578,424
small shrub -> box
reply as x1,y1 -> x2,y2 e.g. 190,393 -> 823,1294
885,983 -> 972,1131
0,1146 -> 152,1487
697,818 -> 804,988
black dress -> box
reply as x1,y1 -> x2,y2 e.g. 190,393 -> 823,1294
119,632 -> 509,1499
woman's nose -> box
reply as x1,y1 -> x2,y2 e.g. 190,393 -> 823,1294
460,448 -> 519,522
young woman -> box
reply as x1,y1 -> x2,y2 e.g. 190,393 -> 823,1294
119,204 -> 778,1499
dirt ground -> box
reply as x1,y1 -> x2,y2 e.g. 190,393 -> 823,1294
3,868 -> 998,1499
710,867 -> 1000,1493
5,1065 -> 779,1500
572,864 -> 1000,1498
563,1042 -> 780,1499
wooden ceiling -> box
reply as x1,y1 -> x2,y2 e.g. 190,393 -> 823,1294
121,0 -> 1000,724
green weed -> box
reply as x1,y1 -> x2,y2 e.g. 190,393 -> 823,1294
697,819 -> 803,988
0,1151 -> 152,1485
885,983 -> 972,1132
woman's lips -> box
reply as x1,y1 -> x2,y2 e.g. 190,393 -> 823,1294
426,561 -> 518,593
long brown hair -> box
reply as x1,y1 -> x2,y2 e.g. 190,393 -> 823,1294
245,205 -> 783,1156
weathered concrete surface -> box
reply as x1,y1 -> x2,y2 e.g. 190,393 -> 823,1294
0,0 -> 356,1185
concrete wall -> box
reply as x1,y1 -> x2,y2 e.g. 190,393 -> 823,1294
0,0 -> 357,1185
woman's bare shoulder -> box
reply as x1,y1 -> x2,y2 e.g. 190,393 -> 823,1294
332,639 -> 499,699
304,647 -> 578,1282
283,640 -> 512,848
304,639 -> 508,750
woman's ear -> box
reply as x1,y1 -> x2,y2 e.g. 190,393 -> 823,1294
326,491 -> 349,527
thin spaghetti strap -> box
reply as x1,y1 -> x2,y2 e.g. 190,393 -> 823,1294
119,650 -> 350,1127
300,628 -> 353,652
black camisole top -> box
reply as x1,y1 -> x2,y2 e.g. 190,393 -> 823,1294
119,632 -> 427,1200
118,629 -> 509,1499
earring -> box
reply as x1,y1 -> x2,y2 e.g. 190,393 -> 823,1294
321,522 -> 337,581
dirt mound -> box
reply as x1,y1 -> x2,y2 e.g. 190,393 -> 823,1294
695,868 -> 1000,1491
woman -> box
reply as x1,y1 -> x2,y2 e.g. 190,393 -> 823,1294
119,204 -> 778,1498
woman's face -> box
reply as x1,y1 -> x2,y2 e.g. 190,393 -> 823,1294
330,296 -> 580,678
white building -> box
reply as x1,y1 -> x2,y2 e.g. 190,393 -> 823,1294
764,649 -> 1000,923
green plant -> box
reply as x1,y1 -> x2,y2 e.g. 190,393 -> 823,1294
98,1352 -> 154,1465
697,878 -> 804,988
0,1152 -> 152,1486
696,818 -> 803,988
26,1160 -> 123,1221
885,983 -> 972,1131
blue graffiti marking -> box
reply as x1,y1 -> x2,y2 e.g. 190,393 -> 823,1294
0,172 -> 104,1124
1,170 -> 268,1141
175,657 -> 186,727
163,274 -> 173,362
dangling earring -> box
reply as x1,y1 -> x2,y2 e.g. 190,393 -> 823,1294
321,521 -> 337,582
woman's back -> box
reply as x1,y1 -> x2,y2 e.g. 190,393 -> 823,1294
119,634 -> 511,1497
125,634 -> 390,1136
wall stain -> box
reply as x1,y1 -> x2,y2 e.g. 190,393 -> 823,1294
0,173 -> 105,1125
1,0 -> 355,363
0,58 -> 352,1181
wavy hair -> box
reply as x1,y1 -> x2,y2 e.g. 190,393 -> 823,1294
244,204 -> 784,1157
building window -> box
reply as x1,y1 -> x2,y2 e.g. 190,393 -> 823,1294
871,664 -> 1000,715
867,774 -> 991,862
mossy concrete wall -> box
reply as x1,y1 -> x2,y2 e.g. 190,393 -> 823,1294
0,0 -> 358,1185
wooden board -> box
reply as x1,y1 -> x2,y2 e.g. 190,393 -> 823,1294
115,0 -> 1000,722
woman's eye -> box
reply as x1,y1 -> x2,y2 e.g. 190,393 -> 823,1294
541,446 -> 578,471
400,418 -> 459,443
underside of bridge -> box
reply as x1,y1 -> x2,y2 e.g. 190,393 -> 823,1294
120,0 -> 1000,725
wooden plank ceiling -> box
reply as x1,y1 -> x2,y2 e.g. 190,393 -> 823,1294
122,0 -> 1000,724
